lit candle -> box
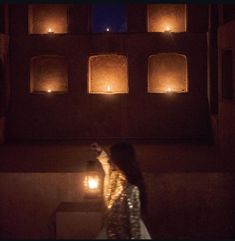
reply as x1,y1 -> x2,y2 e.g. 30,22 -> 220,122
106,27 -> 110,32
107,85 -> 111,92
48,28 -> 54,34
166,87 -> 172,92
164,26 -> 171,33
47,89 -> 52,93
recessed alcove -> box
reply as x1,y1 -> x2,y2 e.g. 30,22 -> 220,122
148,53 -> 188,93
30,55 -> 68,94
147,4 -> 186,33
88,54 -> 128,94
28,4 -> 69,34
91,4 -> 127,33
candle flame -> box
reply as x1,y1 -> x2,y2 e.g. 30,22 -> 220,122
106,28 -> 110,32
167,87 -> 172,92
47,89 -> 52,93
107,85 -> 111,92
165,26 -> 171,33
87,177 -> 99,189
48,28 -> 52,33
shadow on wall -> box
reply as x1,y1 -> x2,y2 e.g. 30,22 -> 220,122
0,57 -> 5,143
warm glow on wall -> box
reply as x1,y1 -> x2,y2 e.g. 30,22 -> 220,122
88,54 -> 128,94
148,53 -> 188,93
28,4 -> 68,34
30,55 -> 68,93
147,4 -> 186,33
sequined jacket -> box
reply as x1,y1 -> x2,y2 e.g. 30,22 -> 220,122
97,150 -> 141,239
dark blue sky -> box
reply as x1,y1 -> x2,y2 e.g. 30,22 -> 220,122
92,4 -> 127,33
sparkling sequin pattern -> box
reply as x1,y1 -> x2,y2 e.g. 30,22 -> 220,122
97,151 -> 141,239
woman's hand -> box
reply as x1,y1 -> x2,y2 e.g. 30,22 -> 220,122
91,143 -> 110,175
91,142 -> 103,155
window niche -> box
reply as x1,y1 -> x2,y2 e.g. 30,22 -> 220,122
28,4 -> 68,34
30,55 -> 68,94
147,4 -> 186,33
88,54 -> 128,94
148,53 -> 188,93
91,4 -> 127,33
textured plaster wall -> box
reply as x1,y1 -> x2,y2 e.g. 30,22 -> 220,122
0,173 -> 85,239
0,172 -> 234,239
0,32 -> 9,142
218,20 -> 235,162
8,4 -> 210,140
145,172 -> 235,239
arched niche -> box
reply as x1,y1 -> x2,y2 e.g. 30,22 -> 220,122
147,4 -> 187,33
28,4 -> 69,34
148,53 -> 188,93
88,54 -> 128,94
30,55 -> 68,93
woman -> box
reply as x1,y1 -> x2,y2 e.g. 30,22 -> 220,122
91,142 -> 151,239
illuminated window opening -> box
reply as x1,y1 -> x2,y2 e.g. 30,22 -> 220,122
147,4 -> 187,33
148,53 -> 188,93
28,4 -> 68,34
88,54 -> 128,94
91,4 -> 127,33
30,55 -> 68,94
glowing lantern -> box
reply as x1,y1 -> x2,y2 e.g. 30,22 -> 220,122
84,160 -> 102,198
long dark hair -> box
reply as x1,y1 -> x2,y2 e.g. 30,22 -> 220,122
110,142 -> 147,218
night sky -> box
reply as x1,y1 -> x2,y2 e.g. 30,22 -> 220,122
92,4 -> 127,33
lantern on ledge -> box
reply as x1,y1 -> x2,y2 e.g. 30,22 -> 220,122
84,160 -> 102,199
